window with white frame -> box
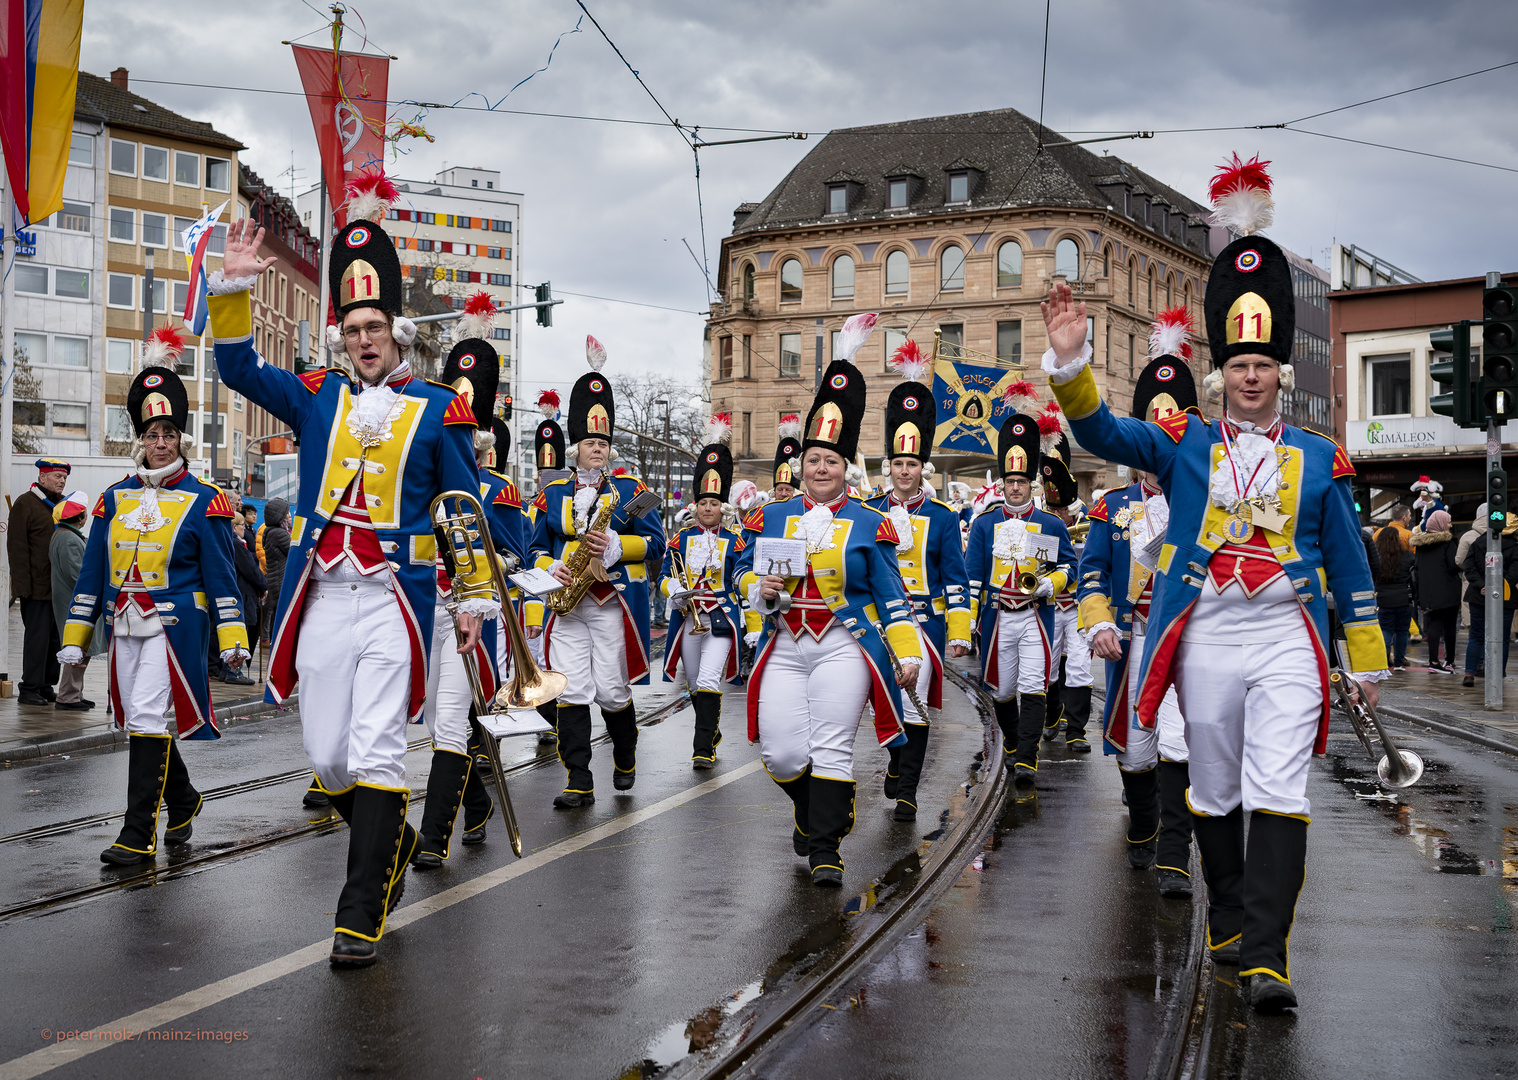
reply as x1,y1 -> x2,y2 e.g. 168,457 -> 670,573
205,157 -> 230,192
1055,238 -> 1080,280
52,269 -> 88,300
174,151 -> 199,186
831,254 -> 855,300
202,410 -> 226,448
106,338 -> 134,373
172,216 -> 195,250
885,250 -> 910,295
172,280 -> 190,315
68,133 -> 93,165
107,273 -> 135,308
1367,354 -> 1412,417
176,345 -> 197,379
109,139 -> 136,175
884,327 -> 908,367
142,145 -> 169,182
779,333 -> 802,378
15,265 -> 48,294
940,245 -> 965,290
108,207 -> 134,243
146,277 -> 167,313
15,332 -> 47,365
52,404 -> 87,438
106,404 -> 133,442
141,212 -> 168,248
50,335 -> 88,368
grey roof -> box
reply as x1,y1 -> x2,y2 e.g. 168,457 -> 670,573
74,71 -> 244,152
731,107 -> 1208,237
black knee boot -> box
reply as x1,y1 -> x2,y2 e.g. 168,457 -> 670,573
162,740 -> 202,845
553,704 -> 595,807
603,702 -> 639,790
892,724 -> 931,821
1119,767 -> 1160,869
884,743 -> 902,800
1191,805 -> 1246,964
992,697 -> 1019,774
1155,760 -> 1194,897
775,767 -> 811,856
1044,663 -> 1066,741
413,749 -> 470,868
101,733 -> 172,865
460,720 -> 494,843
691,689 -> 722,768
807,775 -> 857,886
1013,692 -> 1046,782
535,701 -> 559,745
331,784 -> 417,967
1063,685 -> 1093,751
1240,810 -> 1308,1012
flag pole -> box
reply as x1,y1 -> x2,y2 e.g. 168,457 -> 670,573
0,182 -> 17,693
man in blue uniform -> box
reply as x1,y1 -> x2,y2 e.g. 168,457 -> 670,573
1038,428 -> 1094,752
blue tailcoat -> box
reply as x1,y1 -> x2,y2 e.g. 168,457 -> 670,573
659,524 -> 747,686
1073,482 -> 1150,754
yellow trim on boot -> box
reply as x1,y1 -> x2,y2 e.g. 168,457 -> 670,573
1207,931 -> 1241,951
165,793 -> 204,833
109,733 -> 174,856
1239,966 -> 1291,985
1128,825 -> 1160,845
1252,807 -> 1312,825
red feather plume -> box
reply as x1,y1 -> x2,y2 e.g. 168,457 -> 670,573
463,292 -> 495,316
537,389 -> 561,418
1002,380 -> 1038,411
1037,402 -> 1063,437
344,169 -> 400,222
1208,153 -> 1272,203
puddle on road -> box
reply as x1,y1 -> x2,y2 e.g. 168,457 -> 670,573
634,979 -> 764,1075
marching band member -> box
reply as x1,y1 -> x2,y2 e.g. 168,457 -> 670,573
736,313 -> 923,887
1077,330 -> 1198,896
530,340 -> 665,808
770,414 -> 802,502
59,327 -> 250,865
1040,155 -> 1387,1013
965,405 -> 1077,786
208,173 -> 498,968
660,414 -> 746,767
1038,425 -> 1094,752
864,341 -> 972,821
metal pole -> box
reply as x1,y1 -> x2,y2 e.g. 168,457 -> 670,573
1486,416 -> 1504,710
210,349 -> 221,481
663,402 -> 671,531
813,316 -> 824,390
142,250 -> 154,343
316,180 -> 330,360
0,183 -> 17,688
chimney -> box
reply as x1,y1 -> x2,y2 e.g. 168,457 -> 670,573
110,67 -> 128,90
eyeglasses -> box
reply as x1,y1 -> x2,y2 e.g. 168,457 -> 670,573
1224,361 -> 1278,376
142,432 -> 180,445
341,321 -> 392,343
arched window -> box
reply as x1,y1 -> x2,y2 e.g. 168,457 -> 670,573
1164,276 -> 1173,309
831,254 -> 855,300
1102,246 -> 1112,278
997,241 -> 1023,287
940,244 -> 965,290
1147,270 -> 1154,310
779,258 -> 802,303
885,250 -> 910,295
1054,238 -> 1080,280
743,263 -> 755,301
1127,260 -> 1136,306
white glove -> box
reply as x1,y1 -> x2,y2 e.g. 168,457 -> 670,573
57,645 -> 85,667
1034,577 -> 1055,599
744,631 -> 760,648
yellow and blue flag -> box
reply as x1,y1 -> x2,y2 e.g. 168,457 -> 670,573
0,0 -> 85,225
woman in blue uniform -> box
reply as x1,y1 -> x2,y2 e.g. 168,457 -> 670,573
660,413 -> 746,767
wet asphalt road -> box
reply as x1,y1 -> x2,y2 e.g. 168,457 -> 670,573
2,669 -> 1516,1080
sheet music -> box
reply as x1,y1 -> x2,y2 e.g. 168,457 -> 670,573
754,537 -> 808,579
509,568 -> 566,596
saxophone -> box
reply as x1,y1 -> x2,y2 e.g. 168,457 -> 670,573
547,473 -> 621,615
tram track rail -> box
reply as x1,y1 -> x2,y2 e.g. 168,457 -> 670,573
0,692 -> 693,923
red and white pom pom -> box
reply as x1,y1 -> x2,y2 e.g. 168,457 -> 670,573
1037,402 -> 1063,456
141,325 -> 185,368
777,413 -> 802,440
458,292 -> 496,339
344,169 -> 400,224
537,389 -> 561,418
1148,306 -> 1195,361
835,312 -> 879,364
1001,379 -> 1038,414
1208,153 -> 1274,236
889,338 -> 931,382
703,412 -> 732,446
586,334 -> 607,371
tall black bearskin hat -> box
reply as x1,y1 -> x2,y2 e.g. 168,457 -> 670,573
997,411 -> 1041,480
1133,307 -> 1201,422
442,339 -> 500,430
694,414 -> 734,503
884,339 -> 936,465
802,313 -> 876,462
567,335 -> 615,447
329,171 -> 404,319
535,390 -> 566,471
128,326 -> 191,437
1038,408 -> 1078,507
773,414 -> 802,488
487,416 -> 511,471
1203,155 -> 1295,384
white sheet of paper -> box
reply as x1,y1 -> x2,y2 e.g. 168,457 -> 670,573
509,568 -> 566,596
477,710 -> 555,739
1024,532 -> 1060,563
754,537 -> 808,578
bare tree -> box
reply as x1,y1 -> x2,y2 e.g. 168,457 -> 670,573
611,373 -> 704,489
401,250 -> 482,382
11,345 -> 44,454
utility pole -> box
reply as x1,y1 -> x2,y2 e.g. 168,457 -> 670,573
813,317 -> 824,390
1483,270 -> 1511,711
1,183 -> 16,691
142,249 -> 154,344
654,398 -> 670,529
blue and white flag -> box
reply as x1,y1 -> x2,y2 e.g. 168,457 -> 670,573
179,201 -> 229,336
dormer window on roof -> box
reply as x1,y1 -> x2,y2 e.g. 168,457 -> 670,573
888,178 -> 909,209
827,184 -> 848,215
947,172 -> 970,204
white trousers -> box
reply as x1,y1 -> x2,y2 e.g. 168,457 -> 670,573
991,607 -> 1049,702
1050,606 -> 1093,687
900,625 -> 933,727
758,624 -> 872,782
296,580 -> 413,791
1171,635 -> 1322,818
680,628 -> 733,693
547,597 -> 631,710
424,602 -> 473,755
1119,623 -> 1188,770
114,633 -> 171,735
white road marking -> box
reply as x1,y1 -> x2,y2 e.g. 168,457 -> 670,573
0,760 -> 765,1080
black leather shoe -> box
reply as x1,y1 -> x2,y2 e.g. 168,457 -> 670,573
100,845 -> 153,866
1127,839 -> 1156,870
553,791 -> 596,809
1210,941 -> 1240,966
460,820 -> 487,845
54,699 -> 94,711
1245,973 -> 1297,1014
1013,768 -> 1037,789
330,934 -> 378,968
893,801 -> 917,822
811,866 -> 844,887
1156,869 -> 1193,899
411,849 -> 443,870
302,789 -> 331,809
691,754 -> 715,771
1042,726 -> 1060,743
537,731 -> 558,745
1067,740 -> 1092,754
792,829 -> 808,856
18,690 -> 48,706
612,770 -> 635,791
222,670 -> 255,686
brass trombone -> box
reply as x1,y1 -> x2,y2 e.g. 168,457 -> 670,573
432,489 -> 570,856
1329,669 -> 1423,788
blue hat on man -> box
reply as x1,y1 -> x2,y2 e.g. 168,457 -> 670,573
35,458 -> 71,475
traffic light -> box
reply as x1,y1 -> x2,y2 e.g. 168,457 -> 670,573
501,394 -> 513,420
1482,283 -> 1518,422
1429,322 -> 1480,428
535,282 -> 553,328
1490,467 -> 1509,530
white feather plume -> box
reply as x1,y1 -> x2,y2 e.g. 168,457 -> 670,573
586,335 -> 607,371
702,414 -> 732,446
834,313 -> 878,364
1149,320 -> 1189,361
777,415 -> 802,440
1209,186 -> 1274,236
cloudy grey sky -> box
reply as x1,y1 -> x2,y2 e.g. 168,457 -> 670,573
82,0 -> 1517,395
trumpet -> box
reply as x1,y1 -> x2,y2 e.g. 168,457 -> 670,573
1067,521 -> 1091,541
669,548 -> 711,636
1329,669 -> 1423,788
432,489 -> 570,857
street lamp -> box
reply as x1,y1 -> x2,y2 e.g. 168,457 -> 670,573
654,398 -> 671,529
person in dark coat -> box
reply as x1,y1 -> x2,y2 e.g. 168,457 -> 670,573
1412,509 -> 1461,672
49,491 -> 104,710
259,497 -> 291,647
1461,519 -> 1518,681
225,516 -> 266,686
1375,525 -> 1415,671
7,458 -> 70,704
